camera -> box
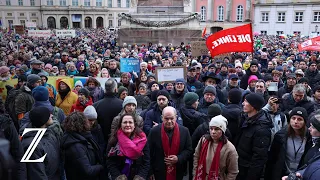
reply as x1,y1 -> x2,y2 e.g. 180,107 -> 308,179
287,172 -> 301,180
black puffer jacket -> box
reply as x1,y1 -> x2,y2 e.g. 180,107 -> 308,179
278,85 -> 293,99
21,128 -> 61,180
281,93 -> 315,116
170,87 -> 188,110
305,69 -> 320,89
61,132 -> 104,180
234,110 -> 273,180
222,103 -> 242,143
264,127 -> 312,180
180,105 -> 207,136
0,114 -> 26,180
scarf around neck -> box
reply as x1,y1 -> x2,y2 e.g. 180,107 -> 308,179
195,139 -> 224,180
117,129 -> 147,160
161,123 -> 180,180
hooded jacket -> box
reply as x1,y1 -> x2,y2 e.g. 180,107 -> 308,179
15,85 -> 34,116
170,86 -> 188,110
61,132 -> 104,180
56,79 -> 78,115
234,110 -> 273,180
180,105 -> 207,136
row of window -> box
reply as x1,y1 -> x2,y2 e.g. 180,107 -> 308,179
5,0 -> 129,7
7,12 -> 37,17
261,11 -> 320,22
261,31 -> 302,35
200,5 -> 244,22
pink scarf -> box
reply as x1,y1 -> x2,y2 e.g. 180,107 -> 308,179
117,129 -> 147,160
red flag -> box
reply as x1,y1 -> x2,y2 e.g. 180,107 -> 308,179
202,27 -> 207,38
206,24 -> 253,57
298,36 -> 320,52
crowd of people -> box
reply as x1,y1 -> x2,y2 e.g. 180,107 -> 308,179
1,28 -> 320,180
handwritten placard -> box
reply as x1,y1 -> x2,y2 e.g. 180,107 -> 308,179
191,41 -> 208,57
120,58 -> 140,73
28,30 -> 52,38
56,30 -> 76,38
155,67 -> 187,83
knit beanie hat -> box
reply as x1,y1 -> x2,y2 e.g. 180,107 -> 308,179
289,107 -> 308,123
75,80 -> 83,88
78,88 -> 90,98
228,88 -> 242,104
29,106 -> 50,128
245,93 -> 265,110
235,62 -> 242,68
18,75 -> 27,82
248,75 -> 258,85
175,78 -> 186,84
148,81 -> 158,90
38,72 -> 48,81
203,85 -> 216,96
209,115 -> 228,133
45,63 -> 53,70
310,114 -> 320,132
183,92 -> 199,106
27,74 -> 41,85
157,90 -> 170,100
313,85 -> 320,93
0,66 -> 9,74
298,77 -> 309,84
250,60 -> 259,67
123,96 -> 137,108
208,104 -> 222,117
118,86 -> 128,95
83,105 -> 97,120
32,86 -> 49,101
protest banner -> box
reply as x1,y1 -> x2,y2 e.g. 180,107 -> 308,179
26,22 -> 37,28
56,30 -> 76,38
28,30 -> 52,38
155,67 -> 186,83
0,79 -> 18,102
206,24 -> 253,57
191,41 -> 208,57
14,25 -> 24,35
120,58 -> 140,73
298,36 -> 320,52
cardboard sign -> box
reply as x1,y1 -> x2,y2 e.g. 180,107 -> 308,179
268,82 -> 278,92
191,41 -> 208,57
14,25 -> 24,35
56,30 -> 76,38
120,58 -> 140,73
28,30 -> 52,38
155,67 -> 187,83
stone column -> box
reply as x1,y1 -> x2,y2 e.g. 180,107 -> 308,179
245,0 -> 251,20
69,14 -> 72,28
93,15 -> 96,28
81,14 -> 85,28
104,14 -> 108,28
56,15 -> 60,29
207,0 -> 213,21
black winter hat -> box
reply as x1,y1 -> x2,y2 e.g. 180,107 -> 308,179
183,92 -> 199,106
18,75 -> 27,82
250,60 -> 259,67
298,77 -> 309,84
228,88 -> 242,104
245,93 -> 265,110
313,85 -> 320,93
157,90 -> 170,100
78,88 -> 90,98
207,104 -> 222,118
29,106 -> 50,128
289,107 -> 308,123
148,81 -> 158,90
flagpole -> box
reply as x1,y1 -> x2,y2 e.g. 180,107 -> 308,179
250,23 -> 254,60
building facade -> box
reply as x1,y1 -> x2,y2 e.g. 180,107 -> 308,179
253,0 -> 320,36
0,0 -> 254,32
0,0 -> 131,29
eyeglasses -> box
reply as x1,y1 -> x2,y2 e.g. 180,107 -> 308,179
236,67 -> 242,69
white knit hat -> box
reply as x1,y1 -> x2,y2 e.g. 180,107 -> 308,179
209,115 -> 228,133
235,62 -> 243,68
74,80 -> 83,88
122,96 -> 137,108
83,106 -> 97,120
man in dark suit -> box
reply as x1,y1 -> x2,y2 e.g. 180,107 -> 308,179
148,106 -> 192,180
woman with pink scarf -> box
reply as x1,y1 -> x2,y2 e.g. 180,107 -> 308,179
107,113 -> 150,180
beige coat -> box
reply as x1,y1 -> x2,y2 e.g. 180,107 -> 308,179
193,136 -> 239,180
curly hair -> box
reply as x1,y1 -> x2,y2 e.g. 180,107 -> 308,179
63,112 -> 90,133
108,113 -> 142,147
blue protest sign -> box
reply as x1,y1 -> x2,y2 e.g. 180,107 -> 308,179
120,58 -> 140,73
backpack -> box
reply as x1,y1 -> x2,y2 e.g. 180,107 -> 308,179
5,88 -> 20,131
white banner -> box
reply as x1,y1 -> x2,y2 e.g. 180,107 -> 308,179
26,22 -> 36,28
28,30 -> 52,38
56,30 -> 76,38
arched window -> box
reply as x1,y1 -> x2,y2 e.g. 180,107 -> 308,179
47,16 -> 56,29
201,6 -> 206,21
218,6 -> 224,21
237,5 -> 243,21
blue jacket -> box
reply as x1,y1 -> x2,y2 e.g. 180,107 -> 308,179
143,101 -> 183,135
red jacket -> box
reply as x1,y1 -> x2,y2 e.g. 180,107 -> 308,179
70,97 -> 93,113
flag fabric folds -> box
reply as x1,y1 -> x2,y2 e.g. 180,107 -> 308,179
298,36 -> 320,52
